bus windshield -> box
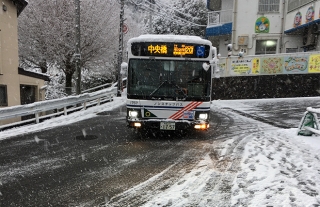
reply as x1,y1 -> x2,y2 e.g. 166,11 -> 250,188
127,59 -> 211,100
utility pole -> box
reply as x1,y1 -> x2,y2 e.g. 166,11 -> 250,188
148,0 -> 155,33
117,0 -> 124,97
75,0 -> 81,95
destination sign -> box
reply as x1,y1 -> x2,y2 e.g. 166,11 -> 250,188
131,42 -> 210,58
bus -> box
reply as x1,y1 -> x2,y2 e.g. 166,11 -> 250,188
125,34 -> 218,131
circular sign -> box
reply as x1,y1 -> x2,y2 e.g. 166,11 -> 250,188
123,23 -> 129,34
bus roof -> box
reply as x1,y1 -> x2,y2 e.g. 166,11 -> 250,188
127,34 -> 212,46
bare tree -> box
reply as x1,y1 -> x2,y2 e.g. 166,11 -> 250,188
151,0 -> 207,37
18,0 -> 119,94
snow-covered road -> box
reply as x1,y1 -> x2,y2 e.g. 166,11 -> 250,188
106,98 -> 320,207
1,96 -> 320,207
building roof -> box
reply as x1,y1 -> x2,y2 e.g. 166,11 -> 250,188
18,67 -> 50,82
284,19 -> 320,35
12,0 -> 28,16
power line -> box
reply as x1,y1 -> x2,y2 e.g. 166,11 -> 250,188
128,0 -> 207,28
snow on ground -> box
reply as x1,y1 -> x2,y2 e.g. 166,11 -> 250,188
232,128 -> 320,206
1,96 -> 320,206
213,98 -> 320,207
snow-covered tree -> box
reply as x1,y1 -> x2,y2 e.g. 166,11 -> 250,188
18,0 -> 119,95
150,0 -> 207,37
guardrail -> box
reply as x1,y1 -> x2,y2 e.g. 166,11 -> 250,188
0,87 -> 117,131
298,107 -> 320,136
81,83 -> 113,94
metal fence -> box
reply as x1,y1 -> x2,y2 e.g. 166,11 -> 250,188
0,87 -> 117,130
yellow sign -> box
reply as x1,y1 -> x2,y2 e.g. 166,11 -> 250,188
309,54 -> 320,73
230,57 -> 259,75
148,44 -> 168,54
173,44 -> 194,56
232,64 -> 251,73
252,58 -> 260,74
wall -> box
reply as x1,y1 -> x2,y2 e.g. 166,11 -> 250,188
232,0 -> 284,56
0,0 -> 20,108
285,1 -> 320,31
284,1 -> 320,52
221,0 -> 233,10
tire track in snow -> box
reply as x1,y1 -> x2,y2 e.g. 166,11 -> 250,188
103,109 -> 266,207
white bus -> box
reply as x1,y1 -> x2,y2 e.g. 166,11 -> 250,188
125,34 -> 218,131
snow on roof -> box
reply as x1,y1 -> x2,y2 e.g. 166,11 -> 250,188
127,34 -> 212,46
13,0 -> 28,16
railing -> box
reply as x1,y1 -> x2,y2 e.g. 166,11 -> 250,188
298,107 -> 320,136
0,87 -> 117,130
81,82 -> 113,93
207,9 -> 233,26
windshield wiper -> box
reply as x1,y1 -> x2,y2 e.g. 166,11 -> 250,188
149,81 -> 187,100
172,82 -> 187,98
149,80 -> 168,97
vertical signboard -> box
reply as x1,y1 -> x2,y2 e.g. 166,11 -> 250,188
309,54 -> 320,73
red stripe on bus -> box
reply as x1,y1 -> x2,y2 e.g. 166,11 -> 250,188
169,102 -> 197,120
172,102 -> 202,120
173,102 -> 203,120
170,102 -> 203,120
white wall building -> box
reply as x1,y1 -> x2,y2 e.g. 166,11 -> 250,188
206,0 -> 320,57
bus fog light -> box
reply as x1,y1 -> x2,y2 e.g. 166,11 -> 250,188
194,124 -> 209,130
129,111 -> 138,118
134,122 -> 141,127
199,113 -> 208,120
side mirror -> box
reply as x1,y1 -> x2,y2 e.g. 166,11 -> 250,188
202,63 -> 210,71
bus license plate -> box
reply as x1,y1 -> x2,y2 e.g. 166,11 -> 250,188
160,122 -> 175,130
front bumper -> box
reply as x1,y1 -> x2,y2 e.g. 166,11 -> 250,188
127,119 -> 209,130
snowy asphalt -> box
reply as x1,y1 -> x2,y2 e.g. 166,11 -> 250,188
0,96 -> 319,206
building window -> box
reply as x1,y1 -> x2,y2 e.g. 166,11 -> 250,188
0,85 -> 8,106
288,0 -> 313,12
255,40 -> 277,55
286,48 -> 298,53
20,85 -> 36,105
259,0 -> 280,13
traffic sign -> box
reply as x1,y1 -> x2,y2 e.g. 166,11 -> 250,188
123,23 -> 129,34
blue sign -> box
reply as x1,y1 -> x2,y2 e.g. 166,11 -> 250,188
196,46 -> 205,58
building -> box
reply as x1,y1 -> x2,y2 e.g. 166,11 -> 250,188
206,0 -> 320,57
0,0 -> 50,125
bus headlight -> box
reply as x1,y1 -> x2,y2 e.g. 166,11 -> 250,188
129,111 -> 138,118
199,113 -> 208,120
